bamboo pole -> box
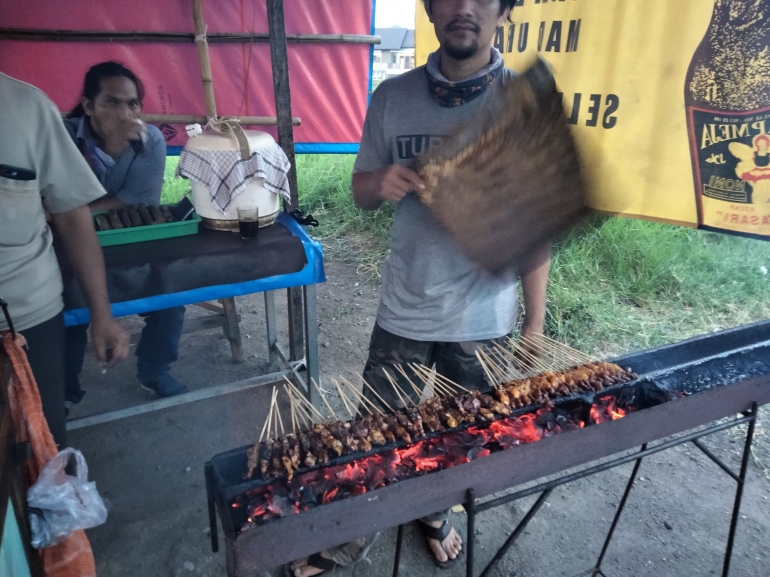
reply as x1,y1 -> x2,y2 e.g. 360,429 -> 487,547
139,113 -> 301,126
0,28 -> 381,45
191,0 -> 217,118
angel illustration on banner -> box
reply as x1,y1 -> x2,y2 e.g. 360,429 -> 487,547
729,134 -> 770,205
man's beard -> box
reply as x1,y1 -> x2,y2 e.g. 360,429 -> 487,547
444,39 -> 480,60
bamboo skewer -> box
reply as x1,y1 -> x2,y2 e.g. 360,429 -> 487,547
356,374 -> 396,414
340,376 -> 374,418
332,379 -> 361,419
272,389 -> 279,440
275,395 -> 285,436
283,377 -> 326,422
394,365 -> 426,403
285,385 -> 297,434
476,350 -> 499,386
340,377 -> 382,416
383,369 -> 413,408
410,364 -> 454,397
258,389 -> 275,442
407,364 -> 439,397
478,348 -> 509,383
313,378 -> 338,421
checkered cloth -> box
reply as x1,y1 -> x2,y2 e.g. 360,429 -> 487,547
177,143 -> 291,213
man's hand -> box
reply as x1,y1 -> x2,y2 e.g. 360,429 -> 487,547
91,315 -> 130,367
51,205 -> 130,368
351,165 -> 426,210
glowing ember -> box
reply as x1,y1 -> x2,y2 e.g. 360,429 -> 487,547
230,391 -> 653,532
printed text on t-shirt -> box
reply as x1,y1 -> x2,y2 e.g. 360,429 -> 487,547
396,135 -> 447,160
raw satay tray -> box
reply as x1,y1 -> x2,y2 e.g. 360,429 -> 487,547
93,203 -> 200,247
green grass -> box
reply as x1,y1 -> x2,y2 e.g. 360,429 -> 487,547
161,157 -> 189,205
162,154 -> 770,356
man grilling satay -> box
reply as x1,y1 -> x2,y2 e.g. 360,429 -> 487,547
289,1 -> 550,575
63,62 -> 188,404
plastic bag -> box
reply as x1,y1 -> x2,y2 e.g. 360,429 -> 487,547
27,448 -> 108,548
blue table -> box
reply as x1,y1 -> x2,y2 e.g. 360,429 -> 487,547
63,212 -> 325,430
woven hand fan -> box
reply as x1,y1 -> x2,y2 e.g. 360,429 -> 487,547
415,57 -> 587,274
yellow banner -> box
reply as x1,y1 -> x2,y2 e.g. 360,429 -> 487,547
415,0 -> 770,237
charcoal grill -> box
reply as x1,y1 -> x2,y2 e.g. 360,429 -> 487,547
205,320 -> 770,577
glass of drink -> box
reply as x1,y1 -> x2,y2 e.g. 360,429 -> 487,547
237,206 -> 259,240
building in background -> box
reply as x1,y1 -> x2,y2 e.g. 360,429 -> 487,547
373,27 -> 415,81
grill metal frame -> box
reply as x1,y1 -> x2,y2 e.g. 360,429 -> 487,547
206,320 -> 770,577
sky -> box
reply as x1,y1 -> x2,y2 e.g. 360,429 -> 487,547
375,0 -> 416,29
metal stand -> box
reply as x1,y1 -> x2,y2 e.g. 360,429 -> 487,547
391,404 -> 759,577
67,285 -> 320,430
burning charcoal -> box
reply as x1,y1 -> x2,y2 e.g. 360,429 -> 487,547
267,495 -> 295,518
149,204 -> 166,225
300,488 -> 317,506
94,214 -> 112,231
107,209 -> 124,229
137,204 -> 153,225
127,208 -> 143,227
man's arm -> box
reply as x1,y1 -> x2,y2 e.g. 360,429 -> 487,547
351,166 -> 426,211
50,206 -> 129,366
519,243 -> 551,339
89,196 -> 127,211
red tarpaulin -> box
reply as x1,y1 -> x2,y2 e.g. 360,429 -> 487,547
0,0 -> 374,153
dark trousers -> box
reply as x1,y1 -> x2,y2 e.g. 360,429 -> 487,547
362,323 -> 506,411
21,312 -> 67,448
64,306 -> 185,404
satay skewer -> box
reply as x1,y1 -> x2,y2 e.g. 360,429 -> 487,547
356,374 -> 396,414
258,388 -> 276,442
382,368 -> 414,408
537,334 -> 595,363
332,379 -> 360,418
313,378 -> 339,421
478,348 -> 509,383
285,385 -> 298,434
409,364 -> 453,397
476,350 -> 500,386
340,377 -> 383,416
283,377 -> 326,423
406,363 -> 440,397
394,365 -> 427,403
274,394 -> 286,436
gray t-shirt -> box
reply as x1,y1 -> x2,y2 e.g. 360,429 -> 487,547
0,73 -> 106,331
353,65 -> 518,342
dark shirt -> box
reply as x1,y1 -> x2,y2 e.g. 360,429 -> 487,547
755,152 -> 770,168
63,116 -> 166,205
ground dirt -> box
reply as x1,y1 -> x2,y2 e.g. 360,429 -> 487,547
67,258 -> 770,577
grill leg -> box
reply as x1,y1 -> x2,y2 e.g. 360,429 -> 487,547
722,402 -> 758,577
204,463 -> 219,553
592,443 -> 647,576
392,524 -> 405,577
466,488 -> 475,577
478,488 -> 553,577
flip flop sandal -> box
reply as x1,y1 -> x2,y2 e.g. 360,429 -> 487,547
283,553 -> 341,577
418,520 -> 460,569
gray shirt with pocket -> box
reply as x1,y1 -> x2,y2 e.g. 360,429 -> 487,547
0,73 -> 106,331
353,65 -> 518,342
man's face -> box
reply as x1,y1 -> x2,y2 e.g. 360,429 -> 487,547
427,0 -> 509,61
83,76 -> 141,142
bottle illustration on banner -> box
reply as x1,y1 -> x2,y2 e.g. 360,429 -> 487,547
685,0 -> 770,236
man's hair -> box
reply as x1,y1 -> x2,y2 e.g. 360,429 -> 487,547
422,0 -> 517,22
68,61 -> 145,118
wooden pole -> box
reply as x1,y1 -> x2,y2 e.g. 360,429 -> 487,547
191,0 -> 217,118
140,114 -> 300,125
266,0 -> 304,361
